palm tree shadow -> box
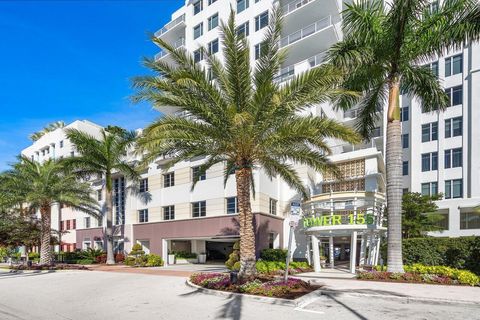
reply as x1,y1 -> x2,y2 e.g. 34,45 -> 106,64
324,293 -> 368,320
216,295 -> 243,320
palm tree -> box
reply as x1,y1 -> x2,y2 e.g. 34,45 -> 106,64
62,126 -> 138,265
29,121 -> 66,141
0,157 -> 99,264
328,0 -> 480,272
132,9 -> 360,277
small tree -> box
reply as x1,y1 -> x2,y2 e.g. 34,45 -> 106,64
225,241 -> 240,271
402,192 -> 444,239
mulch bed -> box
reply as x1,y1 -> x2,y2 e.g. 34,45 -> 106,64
11,264 -> 90,271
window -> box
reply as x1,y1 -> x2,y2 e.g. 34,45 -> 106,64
84,217 -> 91,229
445,117 -> 462,138
208,38 -> 219,54
421,182 -> 438,196
269,198 -> 277,215
402,188 -> 409,195
163,205 -> 175,220
237,0 -> 249,13
254,42 -> 266,60
192,166 -> 206,182
445,85 -> 463,106
163,172 -> 175,188
66,220 -> 71,230
60,140 -> 64,148
138,209 -> 149,223
208,0 -> 217,5
194,48 -> 203,63
402,134 -> 409,148
428,0 -> 439,13
445,54 -> 462,77
193,0 -> 203,15
421,152 -> 438,171
192,201 -> 207,217
193,23 -> 203,40
445,148 -> 462,168
445,179 -> 463,199
226,197 -> 238,214
70,151 -> 74,157
400,106 -> 409,122
208,13 -> 218,30
139,178 -> 148,193
97,217 -> 102,227
402,161 -> 409,176
421,122 -> 438,142
236,21 -> 249,37
255,11 -> 269,31
97,190 -> 102,201
433,212 -> 449,230
268,233 -> 277,249
72,219 -> 76,230
460,212 -> 480,229
428,61 -> 439,78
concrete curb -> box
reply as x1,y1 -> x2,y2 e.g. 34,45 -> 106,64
186,279 -> 321,307
319,289 -> 480,306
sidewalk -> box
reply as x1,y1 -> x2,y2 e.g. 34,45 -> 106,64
295,275 -> 480,305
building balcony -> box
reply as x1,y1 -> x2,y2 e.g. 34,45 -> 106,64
279,16 -> 339,65
155,37 -> 185,61
281,0 -> 340,34
155,14 -> 186,43
274,50 -> 328,83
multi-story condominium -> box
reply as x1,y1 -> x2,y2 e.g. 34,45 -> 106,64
21,120 -> 104,252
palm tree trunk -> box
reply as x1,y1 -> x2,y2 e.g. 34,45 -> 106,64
39,204 -> 53,265
386,80 -> 404,273
235,167 -> 256,278
105,188 -> 115,265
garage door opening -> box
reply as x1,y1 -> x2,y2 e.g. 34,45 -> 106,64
206,241 -> 234,262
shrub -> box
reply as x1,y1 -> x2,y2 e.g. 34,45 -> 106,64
232,261 -> 241,271
260,249 -> 288,262
173,251 -> 197,259
125,256 -> 136,266
146,254 -> 164,267
78,248 -> 105,262
225,241 -> 240,270
255,260 -> 312,274
76,259 -> 95,265
28,252 -> 40,262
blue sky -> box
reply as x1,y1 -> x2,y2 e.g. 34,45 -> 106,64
0,0 -> 184,170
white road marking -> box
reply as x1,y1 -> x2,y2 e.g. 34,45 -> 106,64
294,307 -> 325,314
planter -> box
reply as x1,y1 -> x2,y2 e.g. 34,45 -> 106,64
198,254 -> 207,264
168,254 -> 175,265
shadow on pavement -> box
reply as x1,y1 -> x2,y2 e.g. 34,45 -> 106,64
324,288 -> 409,297
324,293 -> 368,320
216,295 -> 242,320
0,270 -> 56,280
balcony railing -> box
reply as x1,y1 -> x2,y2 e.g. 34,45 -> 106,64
280,15 -> 332,48
344,108 -> 362,119
282,0 -> 315,15
273,65 -> 295,83
274,50 -> 328,84
155,14 -> 186,38
155,37 -> 185,60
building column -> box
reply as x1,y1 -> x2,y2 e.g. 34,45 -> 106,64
367,232 -> 374,265
359,233 -> 366,267
162,239 -> 169,266
329,236 -> 334,269
311,235 -> 321,272
350,231 -> 358,274
374,234 -> 381,265
306,236 -> 311,266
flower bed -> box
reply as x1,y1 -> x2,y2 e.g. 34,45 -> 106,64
11,264 -> 90,271
358,264 -> 480,286
190,272 -> 317,299
255,261 -> 313,275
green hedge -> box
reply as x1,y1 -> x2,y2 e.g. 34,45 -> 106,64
384,236 -> 480,275
259,249 -> 288,261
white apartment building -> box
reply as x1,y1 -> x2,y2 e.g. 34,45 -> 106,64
21,120 -> 105,252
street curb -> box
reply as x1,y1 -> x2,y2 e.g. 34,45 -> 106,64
319,289 -> 480,306
186,279 -> 321,307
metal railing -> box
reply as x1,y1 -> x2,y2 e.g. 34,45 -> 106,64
274,50 -> 328,84
282,0 -> 315,15
154,37 -> 185,60
344,108 -> 362,119
154,14 -> 186,38
280,15 -> 332,48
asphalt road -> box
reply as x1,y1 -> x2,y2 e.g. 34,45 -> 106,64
0,270 -> 479,320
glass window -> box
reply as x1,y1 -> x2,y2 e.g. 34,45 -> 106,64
431,152 -> 438,170
445,119 -> 452,138
452,55 -> 463,74
139,209 -> 149,223
402,134 -> 409,148
422,124 -> 430,142
194,48 -> 203,63
431,182 -> 438,195
60,140 -> 64,148
193,23 -> 203,40
452,117 -> 462,136
402,161 -> 409,176
445,57 -> 452,77
192,201 -> 207,217
269,198 -> 277,215
237,0 -> 249,12
85,217 -> 91,229
451,86 -> 463,106
226,197 -> 238,214
421,183 -> 431,196
433,212 -> 449,230
254,42 -> 266,60
139,178 -> 148,193
192,166 -> 206,181
445,88 -> 452,105
163,172 -> 175,188
208,38 -> 219,54
255,11 -> 269,31
400,106 -> 409,122
208,0 -> 217,4
431,61 -> 438,78
208,13 -> 218,30
236,21 -> 249,37
452,148 -> 462,168
445,180 -> 452,199
453,179 -> 462,198
422,153 -> 430,172
97,190 -> 102,201
193,0 -> 203,15
445,149 -> 452,168
460,212 -> 480,229
431,122 -> 438,141
163,205 -> 175,220
402,188 -> 409,195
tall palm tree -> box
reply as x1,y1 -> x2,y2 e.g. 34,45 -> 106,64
132,9 -> 360,277
0,157 -> 99,264
62,126 -> 138,265
29,121 -> 66,142
328,0 -> 480,272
